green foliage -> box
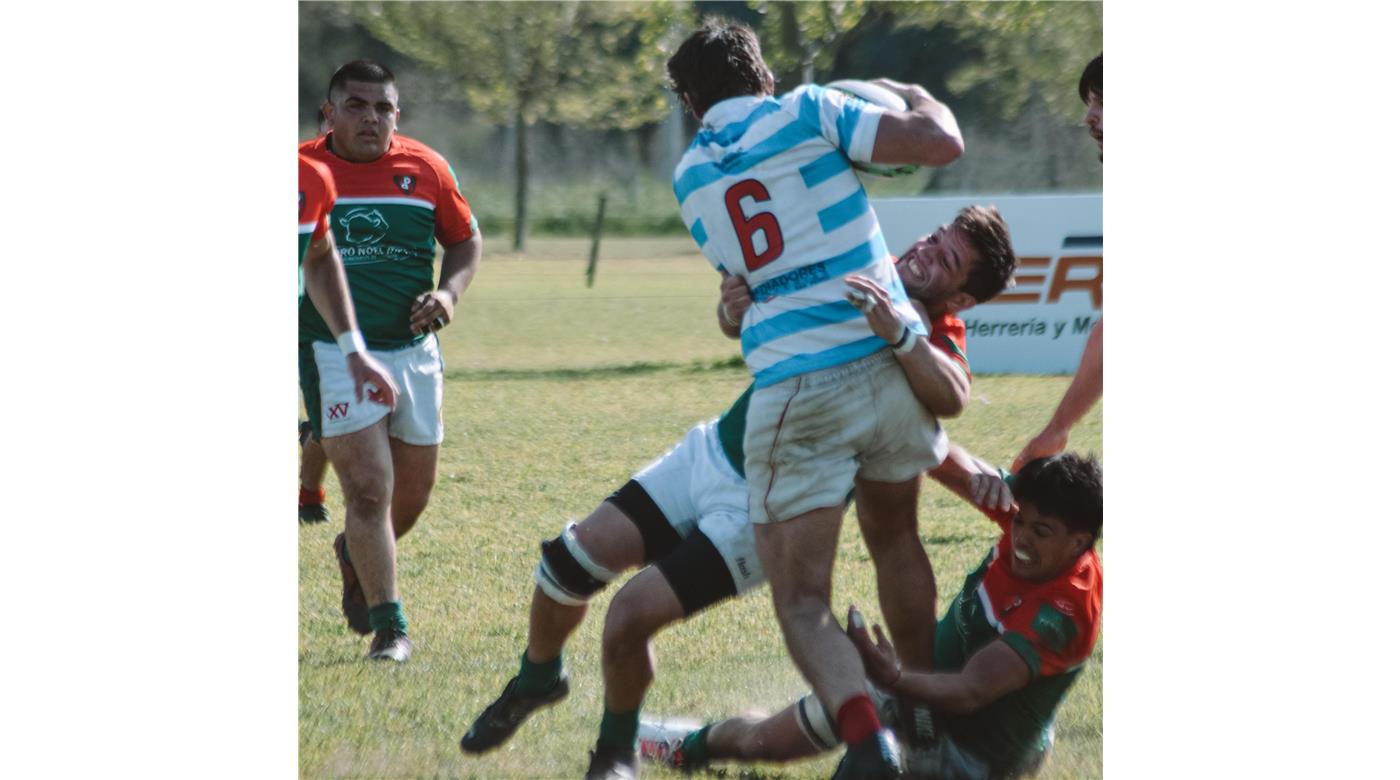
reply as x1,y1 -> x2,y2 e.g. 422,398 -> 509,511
356,1 -> 688,131
752,0 -> 868,84
299,239 -> 1103,779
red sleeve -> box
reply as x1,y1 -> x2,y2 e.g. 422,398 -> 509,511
928,315 -> 970,380
998,558 -> 1101,678
298,155 -> 336,241
425,150 -> 475,246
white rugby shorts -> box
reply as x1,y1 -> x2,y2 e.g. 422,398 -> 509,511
633,419 -> 765,596
311,334 -> 444,445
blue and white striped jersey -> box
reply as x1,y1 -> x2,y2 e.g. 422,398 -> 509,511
674,85 -> 927,388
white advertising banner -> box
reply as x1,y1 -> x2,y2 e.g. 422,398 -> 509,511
873,194 -> 1102,374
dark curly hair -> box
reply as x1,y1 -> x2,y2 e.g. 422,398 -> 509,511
1012,453 -> 1103,542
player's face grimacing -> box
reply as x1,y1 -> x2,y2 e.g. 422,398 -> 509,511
896,224 -> 976,306
325,80 -> 400,163
1084,91 -> 1102,154
1009,501 -> 1092,583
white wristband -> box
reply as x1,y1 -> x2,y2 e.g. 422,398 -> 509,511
721,304 -> 739,328
337,330 -> 367,356
893,326 -> 919,353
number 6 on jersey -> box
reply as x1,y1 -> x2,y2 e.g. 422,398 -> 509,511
724,179 -> 785,272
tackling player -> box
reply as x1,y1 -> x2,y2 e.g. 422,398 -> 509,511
299,60 -> 483,662
641,446 -> 1102,780
458,207 -> 1017,780
666,22 -> 967,777
1013,53 -> 1103,473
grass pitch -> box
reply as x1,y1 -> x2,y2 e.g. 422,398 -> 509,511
299,238 -> 1103,779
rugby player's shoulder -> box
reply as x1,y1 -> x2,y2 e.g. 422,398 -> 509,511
394,135 -> 452,165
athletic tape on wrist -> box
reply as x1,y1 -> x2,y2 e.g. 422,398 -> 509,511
893,326 -> 919,353
721,304 -> 739,328
337,330 -> 367,356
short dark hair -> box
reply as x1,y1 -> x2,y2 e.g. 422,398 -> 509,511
955,205 -> 1018,304
667,19 -> 772,117
1078,54 -> 1102,103
327,59 -> 396,103
1012,453 -> 1103,543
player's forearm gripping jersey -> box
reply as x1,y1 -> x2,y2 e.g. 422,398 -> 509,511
935,494 -> 1102,775
714,312 -> 970,479
298,154 -> 337,299
673,86 -> 927,388
298,134 -> 477,350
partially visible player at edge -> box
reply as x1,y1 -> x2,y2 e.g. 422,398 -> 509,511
299,60 -> 483,662
667,20 -> 964,778
1013,53 -> 1103,473
643,446 -> 1102,780
298,154 -> 399,416
458,207 -> 1017,780
301,107 -> 340,525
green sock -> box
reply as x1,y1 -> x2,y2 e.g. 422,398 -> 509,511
517,650 -> 562,695
597,707 -> 641,751
680,724 -> 713,767
367,601 -> 408,634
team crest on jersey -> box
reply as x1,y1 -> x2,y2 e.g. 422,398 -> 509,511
393,174 -> 417,195
338,207 -> 391,246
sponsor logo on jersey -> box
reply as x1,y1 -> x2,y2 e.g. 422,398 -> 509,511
338,207 -> 391,246
1053,597 -> 1076,615
393,174 -> 417,195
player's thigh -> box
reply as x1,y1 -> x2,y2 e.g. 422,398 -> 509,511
570,498 -> 648,574
304,340 -> 393,442
751,504 -> 843,603
853,473 -> 922,545
858,359 -> 946,483
386,334 -> 445,446
744,378 -> 863,525
604,566 -> 686,643
320,416 -> 393,501
388,438 -> 439,499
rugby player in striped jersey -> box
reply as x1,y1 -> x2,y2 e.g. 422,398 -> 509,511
458,207 -> 1016,780
663,21 -> 973,778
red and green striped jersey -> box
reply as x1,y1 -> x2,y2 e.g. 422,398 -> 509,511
715,314 -> 968,478
297,133 -> 477,349
935,501 -> 1102,774
298,154 -> 337,299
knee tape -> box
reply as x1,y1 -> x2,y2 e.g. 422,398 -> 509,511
794,692 -> 839,752
535,522 -> 618,606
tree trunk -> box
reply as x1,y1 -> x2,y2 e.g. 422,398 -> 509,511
513,108 -> 528,252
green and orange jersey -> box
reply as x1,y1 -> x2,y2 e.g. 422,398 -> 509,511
715,314 -> 969,479
297,133 -> 477,349
297,154 -> 337,299
935,498 -> 1102,775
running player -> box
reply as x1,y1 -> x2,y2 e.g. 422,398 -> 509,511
666,21 -> 966,778
1013,53 -> 1103,472
641,446 -> 1102,780
299,60 -> 483,662
459,207 -> 1017,780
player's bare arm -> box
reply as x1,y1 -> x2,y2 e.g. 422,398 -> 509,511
302,232 -> 400,408
927,443 -> 1015,515
844,274 -> 969,418
716,273 -> 750,339
868,78 -> 964,167
410,232 -> 483,334
847,605 -> 1031,714
1014,319 -> 1102,472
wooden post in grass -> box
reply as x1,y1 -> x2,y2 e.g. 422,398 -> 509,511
585,192 -> 607,288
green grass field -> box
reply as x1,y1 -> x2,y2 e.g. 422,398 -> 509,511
299,238 -> 1103,779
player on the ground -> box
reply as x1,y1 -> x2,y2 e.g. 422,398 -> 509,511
640,446 -> 1102,780
1013,53 -> 1103,473
299,60 -> 483,662
666,20 -> 966,778
299,153 -> 399,419
459,207 -> 1017,780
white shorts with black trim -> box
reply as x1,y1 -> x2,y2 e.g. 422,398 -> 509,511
632,419 -> 765,598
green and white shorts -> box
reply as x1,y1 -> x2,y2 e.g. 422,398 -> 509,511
298,334 -> 444,445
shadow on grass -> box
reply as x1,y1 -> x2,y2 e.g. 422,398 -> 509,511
447,355 -> 745,382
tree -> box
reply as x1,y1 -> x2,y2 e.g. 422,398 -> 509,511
752,0 -> 868,86
356,1 -> 689,250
